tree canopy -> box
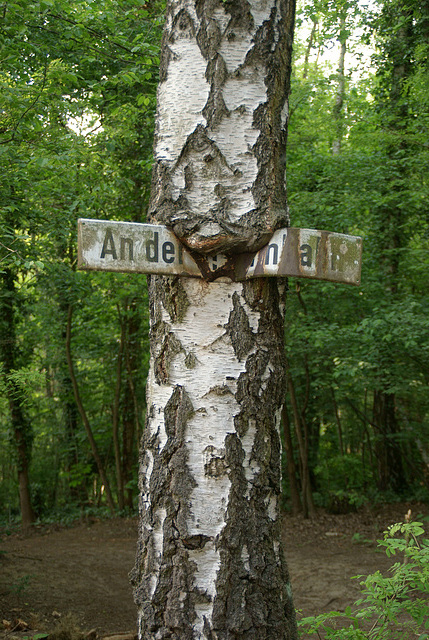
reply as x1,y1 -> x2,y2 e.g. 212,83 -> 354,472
0,0 -> 428,526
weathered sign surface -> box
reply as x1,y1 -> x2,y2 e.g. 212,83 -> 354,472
78,218 -> 362,285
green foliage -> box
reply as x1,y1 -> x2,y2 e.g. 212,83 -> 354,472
0,0 -> 157,520
299,521 -> 429,638
283,0 -> 429,508
1,0 -> 428,522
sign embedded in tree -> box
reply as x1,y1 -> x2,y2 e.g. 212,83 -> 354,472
78,218 -> 363,285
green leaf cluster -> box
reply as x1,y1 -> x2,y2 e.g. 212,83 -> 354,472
0,0 -> 160,521
283,0 -> 429,509
299,520 -> 429,638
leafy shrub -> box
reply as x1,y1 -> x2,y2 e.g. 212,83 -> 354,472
314,453 -> 375,505
299,520 -> 429,639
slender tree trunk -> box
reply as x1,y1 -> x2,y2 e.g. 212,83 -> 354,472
372,390 -> 407,493
122,302 -> 142,509
302,17 -> 317,80
59,299 -> 87,502
65,304 -> 116,513
113,304 -> 126,511
16,458 -> 35,526
281,404 -> 302,515
332,13 -> 347,155
331,387 -> 344,456
0,268 -> 35,528
131,0 -> 297,637
122,392 -> 136,509
53,235 -> 86,503
286,285 -> 315,517
284,359 -> 315,519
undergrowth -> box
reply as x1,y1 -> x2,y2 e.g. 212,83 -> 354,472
299,517 -> 429,639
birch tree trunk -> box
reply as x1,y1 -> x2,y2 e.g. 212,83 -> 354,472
131,1 -> 297,638
332,12 -> 347,156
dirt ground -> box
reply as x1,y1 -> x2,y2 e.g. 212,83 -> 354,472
0,502 -> 428,638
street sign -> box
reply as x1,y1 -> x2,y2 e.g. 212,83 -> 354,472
78,218 -> 362,285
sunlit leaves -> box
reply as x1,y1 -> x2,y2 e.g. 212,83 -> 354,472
0,0 -> 159,518
285,0 -> 429,503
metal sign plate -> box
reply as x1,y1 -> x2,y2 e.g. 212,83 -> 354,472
78,219 -> 362,285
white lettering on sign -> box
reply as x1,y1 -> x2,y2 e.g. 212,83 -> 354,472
77,219 -> 362,285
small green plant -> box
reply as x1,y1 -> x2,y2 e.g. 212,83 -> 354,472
299,519 -> 429,639
9,573 -> 33,597
351,532 -> 374,546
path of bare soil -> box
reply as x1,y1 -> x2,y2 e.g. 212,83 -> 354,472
1,502 -> 427,638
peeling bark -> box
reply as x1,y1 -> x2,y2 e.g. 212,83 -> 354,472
132,1 -> 297,637
132,278 -> 296,639
149,0 -> 295,256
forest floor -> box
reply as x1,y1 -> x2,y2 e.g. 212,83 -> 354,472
0,501 -> 428,639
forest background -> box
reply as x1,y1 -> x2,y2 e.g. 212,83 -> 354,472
0,0 -> 428,528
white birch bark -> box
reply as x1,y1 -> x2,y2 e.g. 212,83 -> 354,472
132,276 -> 296,640
332,13 -> 347,156
131,1 -> 297,638
149,0 -> 295,256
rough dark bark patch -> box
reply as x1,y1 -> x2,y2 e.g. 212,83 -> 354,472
225,292 -> 255,361
155,331 -> 183,384
151,275 -> 190,324
148,275 -> 191,384
207,279 -> 296,639
131,386 -> 200,640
